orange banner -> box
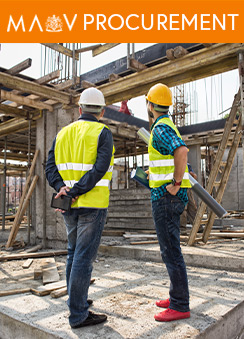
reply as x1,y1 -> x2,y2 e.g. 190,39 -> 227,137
0,0 -> 243,42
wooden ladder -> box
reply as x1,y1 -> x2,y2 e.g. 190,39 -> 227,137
188,90 -> 241,245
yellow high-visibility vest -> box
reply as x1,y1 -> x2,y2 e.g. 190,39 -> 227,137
148,117 -> 191,188
55,120 -> 114,209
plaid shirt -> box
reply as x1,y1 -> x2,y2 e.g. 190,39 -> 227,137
150,115 -> 188,205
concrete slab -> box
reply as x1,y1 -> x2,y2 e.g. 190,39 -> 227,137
100,237 -> 244,272
0,247 -> 243,339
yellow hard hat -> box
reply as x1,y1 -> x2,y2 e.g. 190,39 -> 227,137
146,83 -> 172,106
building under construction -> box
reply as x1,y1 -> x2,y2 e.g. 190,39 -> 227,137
0,43 -> 243,339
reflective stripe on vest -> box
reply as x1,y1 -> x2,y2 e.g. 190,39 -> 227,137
148,117 -> 191,188
55,120 -> 114,209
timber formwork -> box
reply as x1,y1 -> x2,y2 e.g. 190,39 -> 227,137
0,43 -> 244,246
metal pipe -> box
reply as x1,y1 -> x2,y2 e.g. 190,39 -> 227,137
72,43 -> 76,86
132,43 -> 135,59
42,111 -> 47,248
137,127 -> 228,218
1,137 -> 7,231
27,118 -> 31,244
127,43 -> 130,69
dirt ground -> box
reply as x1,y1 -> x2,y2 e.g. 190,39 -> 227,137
0,242 -> 244,339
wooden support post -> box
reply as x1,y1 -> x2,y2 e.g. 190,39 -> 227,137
8,175 -> 39,247
6,150 -> 39,248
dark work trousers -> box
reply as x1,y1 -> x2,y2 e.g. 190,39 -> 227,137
152,193 -> 190,312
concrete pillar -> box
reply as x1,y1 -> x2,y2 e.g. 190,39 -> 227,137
35,104 -> 79,249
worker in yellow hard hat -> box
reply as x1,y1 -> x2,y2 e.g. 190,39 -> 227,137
146,83 -> 191,322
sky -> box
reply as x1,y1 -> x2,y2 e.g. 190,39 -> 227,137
0,43 -> 240,124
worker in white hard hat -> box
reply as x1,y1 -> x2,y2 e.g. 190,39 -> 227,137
46,87 -> 114,328
145,83 -> 191,322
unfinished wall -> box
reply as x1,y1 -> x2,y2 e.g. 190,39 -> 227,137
35,104 -> 78,249
221,147 -> 244,211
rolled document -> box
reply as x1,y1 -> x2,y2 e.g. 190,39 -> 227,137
137,127 -> 228,218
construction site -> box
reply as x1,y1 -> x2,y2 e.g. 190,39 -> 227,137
0,43 -> 244,339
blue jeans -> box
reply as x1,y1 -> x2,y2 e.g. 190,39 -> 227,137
152,193 -> 190,312
63,208 -> 107,327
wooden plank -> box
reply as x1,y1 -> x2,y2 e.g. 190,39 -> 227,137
0,90 -> 53,111
123,234 -> 157,239
130,240 -> 158,245
26,244 -> 42,253
9,70 -> 61,108
6,58 -> 32,75
95,43 -> 244,105
210,232 -> 244,237
0,151 -> 31,162
92,43 -> 120,57
0,104 -> 35,118
0,214 -> 16,221
0,250 -> 67,261
41,258 -> 60,285
22,258 -> 33,269
50,277 -> 95,298
0,288 -> 31,297
0,72 -> 71,105
35,70 -> 60,84
6,150 -> 39,248
31,280 -> 66,296
75,44 -> 102,54
42,43 -> 79,60
50,287 -> 67,298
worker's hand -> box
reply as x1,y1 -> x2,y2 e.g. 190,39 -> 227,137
54,186 -> 71,213
56,186 -> 70,198
71,196 -> 79,204
145,169 -> 149,180
166,184 -> 181,196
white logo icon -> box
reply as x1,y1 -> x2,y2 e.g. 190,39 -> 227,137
46,15 -> 63,32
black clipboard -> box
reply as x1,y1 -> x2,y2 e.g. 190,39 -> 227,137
51,193 -> 72,211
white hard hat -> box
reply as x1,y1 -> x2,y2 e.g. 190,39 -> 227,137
78,87 -> 105,107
